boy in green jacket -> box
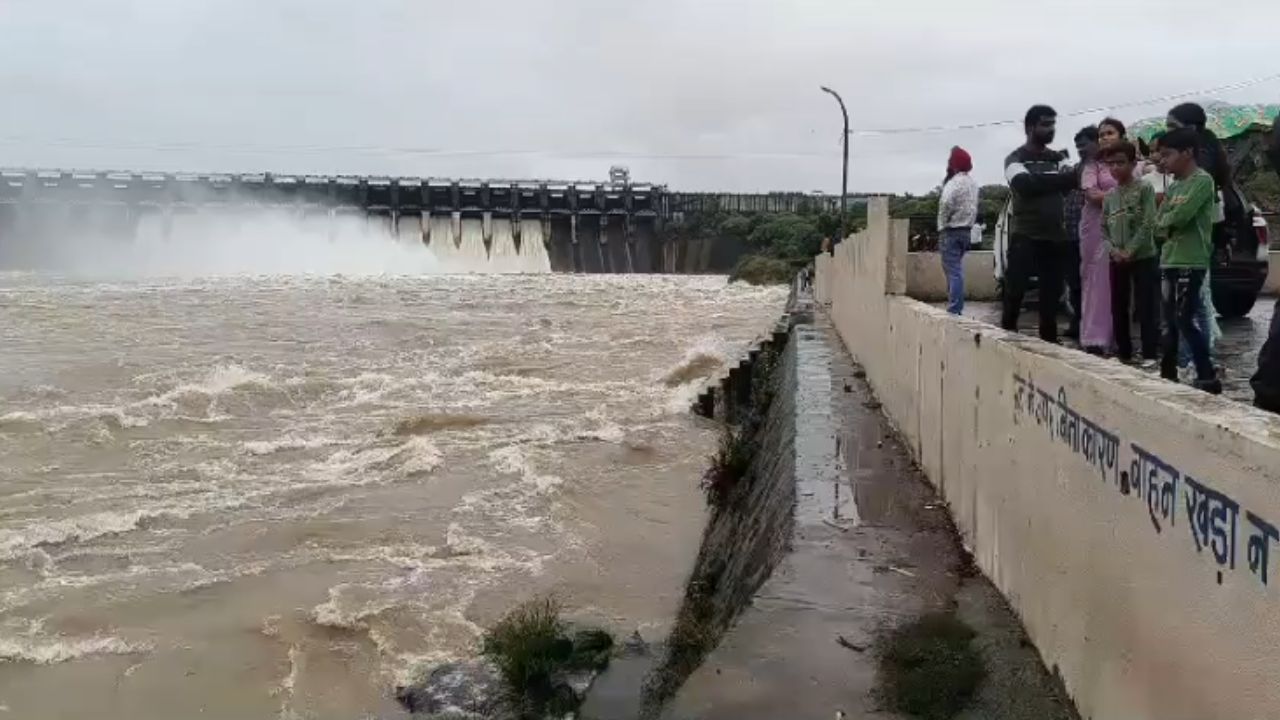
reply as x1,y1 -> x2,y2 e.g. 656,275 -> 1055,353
1154,127 -> 1222,394
1101,140 -> 1160,364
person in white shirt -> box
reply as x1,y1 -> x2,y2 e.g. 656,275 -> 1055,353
1141,132 -> 1173,203
937,146 -> 980,314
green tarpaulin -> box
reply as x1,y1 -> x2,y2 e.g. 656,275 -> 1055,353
1130,102 -> 1279,142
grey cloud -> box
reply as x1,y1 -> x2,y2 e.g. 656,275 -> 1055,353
2,0 -> 1278,191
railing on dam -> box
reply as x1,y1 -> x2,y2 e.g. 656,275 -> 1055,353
0,169 -> 663,218
0,169 -> 847,220
662,191 -> 850,216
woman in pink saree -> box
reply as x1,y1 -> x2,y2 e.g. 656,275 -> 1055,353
1077,122 -> 1119,353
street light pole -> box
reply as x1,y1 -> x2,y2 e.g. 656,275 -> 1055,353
820,86 -> 849,250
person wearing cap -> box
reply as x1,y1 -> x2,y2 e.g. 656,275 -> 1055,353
937,146 -> 979,314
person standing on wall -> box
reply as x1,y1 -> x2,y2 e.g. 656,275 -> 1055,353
1167,102 -> 1236,230
1078,123 -> 1118,354
1142,132 -> 1173,203
1165,106 -> 1225,379
1250,120 -> 1280,412
1063,176 -> 1085,340
1002,105 -> 1079,342
938,146 -> 979,315
1101,139 -> 1160,365
1154,127 -> 1222,394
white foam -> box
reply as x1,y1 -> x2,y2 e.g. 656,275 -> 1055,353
0,633 -> 150,665
576,408 -> 625,443
0,510 -> 160,560
242,436 -> 341,456
0,411 -> 42,428
489,445 -> 561,492
659,335 -> 731,387
139,363 -> 274,408
310,584 -> 403,631
273,644 -> 302,718
396,436 -> 442,475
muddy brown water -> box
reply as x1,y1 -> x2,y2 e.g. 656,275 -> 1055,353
0,272 -> 785,719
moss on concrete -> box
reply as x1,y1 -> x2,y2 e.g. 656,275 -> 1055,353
700,427 -> 754,509
878,612 -> 986,720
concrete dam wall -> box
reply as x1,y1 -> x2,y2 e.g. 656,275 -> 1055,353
816,199 -> 1280,720
0,169 -> 804,274
0,200 -> 678,274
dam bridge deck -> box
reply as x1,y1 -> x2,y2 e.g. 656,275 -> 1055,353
0,169 -> 841,273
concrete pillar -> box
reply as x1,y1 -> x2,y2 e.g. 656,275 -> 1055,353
718,376 -> 733,421
733,361 -> 752,413
547,217 -> 575,273
695,390 -> 715,419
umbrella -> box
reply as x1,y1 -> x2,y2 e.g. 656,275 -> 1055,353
1130,101 -> 1280,143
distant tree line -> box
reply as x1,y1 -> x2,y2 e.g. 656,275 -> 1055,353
670,185 -> 1013,285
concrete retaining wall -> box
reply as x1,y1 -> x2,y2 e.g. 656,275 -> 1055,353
1266,250 -> 1280,295
815,199 -> 1280,720
906,250 -> 998,301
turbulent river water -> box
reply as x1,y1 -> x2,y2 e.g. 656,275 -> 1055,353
0,270 -> 785,719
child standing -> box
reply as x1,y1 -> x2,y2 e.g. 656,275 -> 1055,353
1154,127 -> 1222,394
1101,140 -> 1160,364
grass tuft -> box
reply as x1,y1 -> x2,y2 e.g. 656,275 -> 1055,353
700,426 -> 753,509
481,596 -> 613,719
878,612 -> 986,720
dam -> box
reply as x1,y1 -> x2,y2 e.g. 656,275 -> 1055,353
0,169 -> 839,274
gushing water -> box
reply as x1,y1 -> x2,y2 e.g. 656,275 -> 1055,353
421,216 -> 551,274
0,272 -> 785,719
518,219 -> 552,273
396,215 -> 424,247
489,221 -> 521,273
0,205 -> 559,277
458,219 -> 487,266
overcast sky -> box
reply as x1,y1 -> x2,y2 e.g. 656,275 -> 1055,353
2,0 -> 1278,193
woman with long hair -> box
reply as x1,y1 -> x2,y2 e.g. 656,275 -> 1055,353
1077,123 -> 1117,354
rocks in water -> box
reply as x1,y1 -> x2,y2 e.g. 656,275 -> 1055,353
396,626 -> 616,719
395,660 -> 505,718
621,630 -> 650,657
569,629 -> 614,671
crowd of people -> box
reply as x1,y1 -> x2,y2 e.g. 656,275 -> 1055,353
937,101 -> 1245,396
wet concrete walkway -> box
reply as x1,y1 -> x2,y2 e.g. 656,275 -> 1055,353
663,316 -> 1078,720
